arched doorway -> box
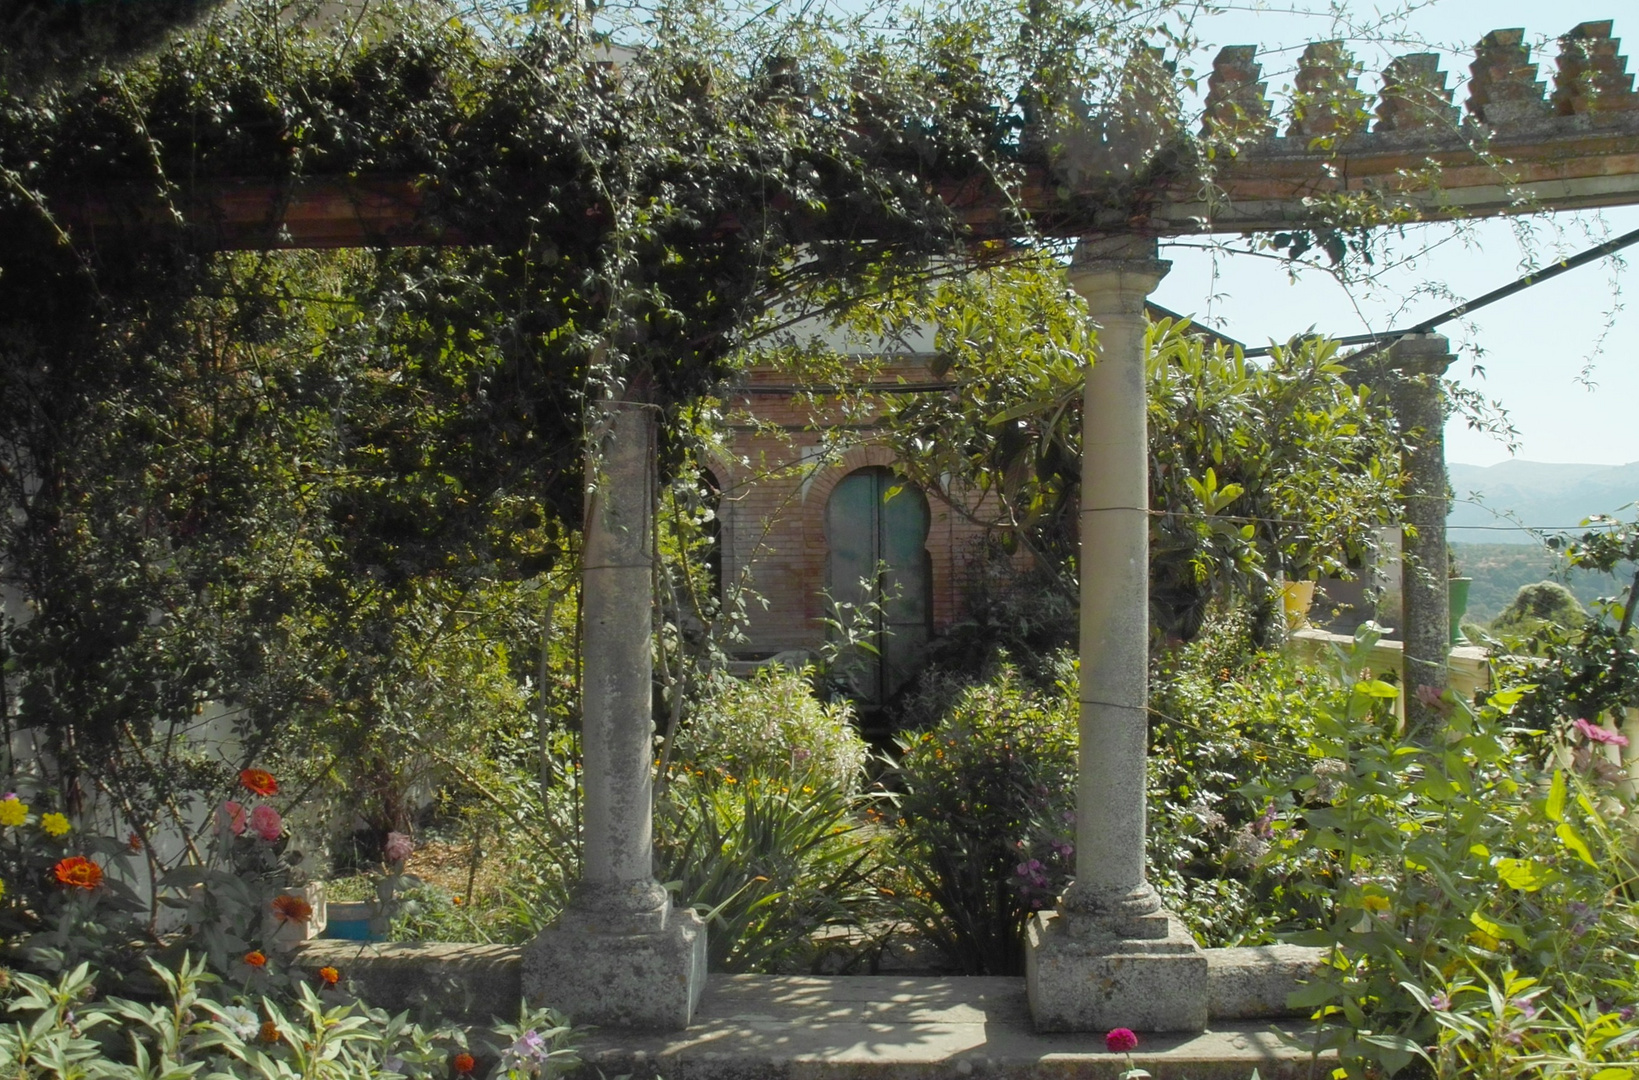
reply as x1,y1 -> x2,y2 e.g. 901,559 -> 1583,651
824,466 -> 932,707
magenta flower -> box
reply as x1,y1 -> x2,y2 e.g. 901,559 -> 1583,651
1574,718 -> 1629,747
1105,1028 -> 1139,1053
249,804 -> 283,841
384,831 -> 414,863
220,801 -> 247,837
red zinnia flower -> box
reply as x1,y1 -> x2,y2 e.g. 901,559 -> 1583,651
452,1053 -> 476,1075
317,966 -> 340,987
239,769 -> 279,796
1105,1027 -> 1139,1053
244,950 -> 267,968
271,893 -> 313,923
53,855 -> 102,890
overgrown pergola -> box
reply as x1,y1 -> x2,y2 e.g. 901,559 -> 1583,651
13,7 -> 1639,1034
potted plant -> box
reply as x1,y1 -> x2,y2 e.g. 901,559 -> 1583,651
1449,550 -> 1473,646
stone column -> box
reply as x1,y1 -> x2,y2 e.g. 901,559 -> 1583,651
1386,334 -> 1455,735
523,396 -> 706,1031
1026,236 -> 1208,1033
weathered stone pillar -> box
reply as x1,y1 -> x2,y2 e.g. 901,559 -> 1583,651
1026,236 -> 1208,1033
1386,334 -> 1455,735
523,396 -> 706,1030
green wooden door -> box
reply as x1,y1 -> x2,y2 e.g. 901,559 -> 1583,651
824,467 -> 931,705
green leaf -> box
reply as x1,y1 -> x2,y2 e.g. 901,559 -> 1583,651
1494,858 -> 1553,892
1470,911 -> 1528,946
1546,769 -> 1567,823
1286,982 -> 1341,1009
1486,684 -> 1534,709
1556,822 -> 1598,867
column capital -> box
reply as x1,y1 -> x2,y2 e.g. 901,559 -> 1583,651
1384,332 -> 1455,376
1067,236 -> 1171,316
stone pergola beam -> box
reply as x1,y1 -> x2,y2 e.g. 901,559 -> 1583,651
57,17 -> 1639,248
62,110 -> 1639,247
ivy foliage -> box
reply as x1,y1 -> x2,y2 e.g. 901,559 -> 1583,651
0,0 -> 1204,815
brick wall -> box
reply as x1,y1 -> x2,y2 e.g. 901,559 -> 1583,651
712,357 -> 1019,662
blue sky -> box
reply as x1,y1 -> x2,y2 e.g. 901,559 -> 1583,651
1147,0 -> 1639,467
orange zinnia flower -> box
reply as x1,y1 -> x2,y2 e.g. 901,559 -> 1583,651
244,950 -> 267,968
239,769 -> 278,796
452,1053 -> 476,1075
53,855 -> 102,890
259,1020 -> 281,1044
317,966 -> 340,986
271,893 -> 313,923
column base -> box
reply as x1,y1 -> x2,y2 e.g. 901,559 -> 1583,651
523,902 -> 707,1031
1025,908 -> 1208,1033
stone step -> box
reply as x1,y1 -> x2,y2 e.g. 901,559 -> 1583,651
575,974 -> 1335,1079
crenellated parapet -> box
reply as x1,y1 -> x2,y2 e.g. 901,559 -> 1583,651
1468,28 -> 1553,127
1376,53 -> 1459,133
1143,20 -> 1639,234
1553,20 -> 1638,119
1201,45 -> 1274,139
1286,41 -> 1370,140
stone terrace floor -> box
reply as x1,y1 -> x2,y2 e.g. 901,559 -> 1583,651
573,975 -> 1334,1080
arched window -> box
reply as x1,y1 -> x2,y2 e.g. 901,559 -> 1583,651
824,467 -> 932,706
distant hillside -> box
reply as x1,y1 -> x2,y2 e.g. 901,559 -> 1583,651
1450,542 -> 1633,624
1448,460 -> 1639,545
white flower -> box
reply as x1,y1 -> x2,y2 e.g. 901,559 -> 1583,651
216,1005 -> 260,1040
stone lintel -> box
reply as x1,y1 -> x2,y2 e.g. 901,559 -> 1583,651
1025,910 -> 1209,1033
524,904 -> 707,1031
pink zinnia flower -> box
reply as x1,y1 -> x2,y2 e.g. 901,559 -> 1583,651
220,801 -> 247,836
1574,718 -> 1630,748
249,804 -> 283,841
1105,1027 -> 1139,1053
384,831 -> 413,863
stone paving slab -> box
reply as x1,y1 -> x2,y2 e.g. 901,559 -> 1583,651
575,975 -> 1335,1080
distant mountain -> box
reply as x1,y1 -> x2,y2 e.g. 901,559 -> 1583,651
1448,460 -> 1639,545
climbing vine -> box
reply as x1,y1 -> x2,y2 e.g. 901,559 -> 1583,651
0,0 -> 1205,811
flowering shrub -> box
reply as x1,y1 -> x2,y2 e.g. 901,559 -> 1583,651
1146,612 -> 1329,946
1247,626 -> 1639,1078
670,664 -> 869,793
892,656 -> 1078,974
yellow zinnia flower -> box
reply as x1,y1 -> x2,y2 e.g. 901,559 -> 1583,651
0,798 -> 27,827
41,812 -> 71,837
